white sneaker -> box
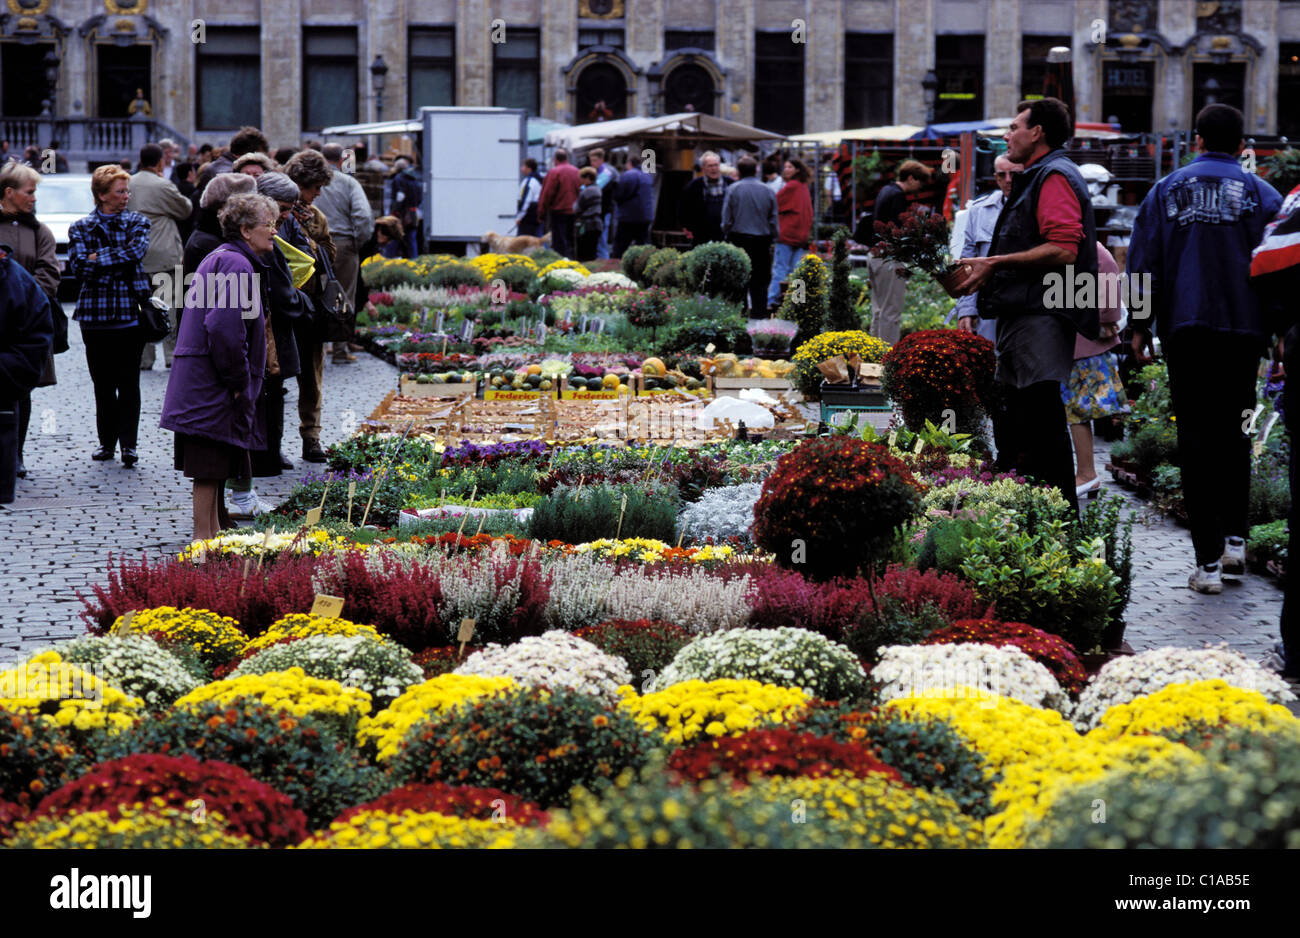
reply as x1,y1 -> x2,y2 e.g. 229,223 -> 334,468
1188,562 -> 1223,595
227,491 -> 276,520
1220,536 -> 1246,576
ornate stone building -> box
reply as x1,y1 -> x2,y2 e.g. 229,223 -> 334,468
1,0 -> 1298,159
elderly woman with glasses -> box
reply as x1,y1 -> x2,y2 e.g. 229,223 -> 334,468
160,192 -> 277,542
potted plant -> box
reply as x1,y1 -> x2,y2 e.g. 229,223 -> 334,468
746,318 -> 798,358
870,208 -> 969,298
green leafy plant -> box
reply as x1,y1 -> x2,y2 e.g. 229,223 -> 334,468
826,227 -> 858,331
642,248 -> 682,289
680,242 -> 751,301
1072,494 -> 1135,631
777,252 -> 829,347
620,244 -> 656,283
1247,518 -> 1288,573
426,263 -> 488,290
527,482 -> 681,544
1263,147 -> 1300,196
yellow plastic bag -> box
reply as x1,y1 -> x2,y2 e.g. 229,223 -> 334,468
274,235 -> 315,289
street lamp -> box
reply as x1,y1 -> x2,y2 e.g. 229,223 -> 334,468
922,69 -> 939,127
369,54 -> 389,158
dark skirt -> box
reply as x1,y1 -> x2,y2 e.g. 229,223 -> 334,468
249,378 -> 285,478
174,432 -> 250,482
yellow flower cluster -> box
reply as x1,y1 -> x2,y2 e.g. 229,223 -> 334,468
357,674 -> 519,761
468,253 -> 539,278
1089,679 -> 1300,744
241,613 -> 388,656
747,776 -> 985,849
565,538 -> 737,564
1,650 -> 143,735
118,607 -> 247,666
618,679 -> 809,745
179,529 -> 354,563
4,801 -> 254,849
298,810 -> 520,849
986,732 -> 1201,849
886,691 -> 1078,778
537,259 -> 591,279
792,330 -> 893,368
360,255 -> 433,277
175,668 -> 372,728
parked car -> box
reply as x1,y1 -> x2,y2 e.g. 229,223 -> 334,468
33,173 -> 95,301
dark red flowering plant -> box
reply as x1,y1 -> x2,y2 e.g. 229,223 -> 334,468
33,753 -> 309,847
667,728 -> 904,785
881,328 -> 996,435
923,618 -> 1088,696
335,783 -> 549,827
753,437 -> 923,581
870,208 -> 957,277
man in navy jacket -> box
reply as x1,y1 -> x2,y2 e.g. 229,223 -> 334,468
0,245 -> 53,502
1128,104 -> 1283,595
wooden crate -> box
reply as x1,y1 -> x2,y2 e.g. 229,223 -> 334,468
398,375 -> 477,398
362,391 -> 474,437
712,375 -> 794,395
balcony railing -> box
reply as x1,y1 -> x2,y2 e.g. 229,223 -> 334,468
0,114 -> 190,169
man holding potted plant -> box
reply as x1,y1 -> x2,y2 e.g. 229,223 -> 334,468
954,97 -> 1100,514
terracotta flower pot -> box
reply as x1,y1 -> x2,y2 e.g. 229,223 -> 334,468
933,264 -> 971,299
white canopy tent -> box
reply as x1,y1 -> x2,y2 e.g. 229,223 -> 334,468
542,112 -> 785,155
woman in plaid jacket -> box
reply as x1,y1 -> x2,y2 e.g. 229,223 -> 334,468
67,165 -> 152,467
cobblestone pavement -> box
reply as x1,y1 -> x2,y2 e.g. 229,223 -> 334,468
0,313 -> 398,663
0,325 -> 1287,670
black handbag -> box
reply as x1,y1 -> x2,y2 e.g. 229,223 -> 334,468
314,247 -> 356,343
137,294 -> 171,343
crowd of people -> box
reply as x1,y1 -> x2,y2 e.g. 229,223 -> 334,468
519,145 -> 819,323
0,125 -> 418,528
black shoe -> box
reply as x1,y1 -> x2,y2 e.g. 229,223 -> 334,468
121,448 -> 138,468
15,461 -> 26,479
302,440 -> 327,463
91,446 -> 115,461
280,452 -> 295,470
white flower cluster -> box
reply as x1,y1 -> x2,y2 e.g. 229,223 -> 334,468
1071,645 -> 1298,731
54,634 -> 200,711
454,630 -> 631,703
654,627 -> 868,700
583,271 -> 636,289
542,268 -> 586,289
230,634 -> 425,707
676,483 -> 762,547
873,643 -> 1070,712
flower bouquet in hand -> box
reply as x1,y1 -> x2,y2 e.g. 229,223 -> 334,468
870,208 -> 969,297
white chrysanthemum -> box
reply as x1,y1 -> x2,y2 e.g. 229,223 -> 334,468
1071,645 -> 1297,731
873,642 -> 1069,712
454,630 -> 631,703
653,627 -> 867,700
230,633 -> 424,707
583,272 -> 636,289
676,483 -> 763,547
52,634 -> 201,710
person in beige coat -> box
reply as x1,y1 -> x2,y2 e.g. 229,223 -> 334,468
134,142 -> 196,370
0,163 -> 61,480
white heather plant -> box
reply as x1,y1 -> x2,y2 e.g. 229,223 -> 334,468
676,483 -> 763,547
654,627 -> 868,700
229,634 -> 425,708
583,271 -> 637,289
602,567 -> 753,633
541,554 -> 618,631
53,634 -> 200,710
872,643 -> 1070,712
1071,645 -> 1298,731
454,630 -> 632,703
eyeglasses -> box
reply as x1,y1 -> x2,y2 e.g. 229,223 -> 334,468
995,171 -> 1016,178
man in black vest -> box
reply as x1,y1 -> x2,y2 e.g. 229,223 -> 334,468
956,97 -> 1100,514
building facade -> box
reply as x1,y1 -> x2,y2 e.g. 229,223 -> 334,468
2,0 -> 1298,155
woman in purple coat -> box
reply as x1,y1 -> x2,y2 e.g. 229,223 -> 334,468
160,192 -> 277,541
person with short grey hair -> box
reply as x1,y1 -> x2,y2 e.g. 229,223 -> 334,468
233,152 -> 277,177
313,142 -> 372,363
161,191 -> 275,541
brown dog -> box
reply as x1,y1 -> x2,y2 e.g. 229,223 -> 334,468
481,230 -> 552,255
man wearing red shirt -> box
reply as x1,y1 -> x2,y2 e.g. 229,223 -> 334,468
957,98 -> 1101,513
538,149 -> 582,258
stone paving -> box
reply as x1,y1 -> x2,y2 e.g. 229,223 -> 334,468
0,313 -> 397,663
0,316 -> 1289,671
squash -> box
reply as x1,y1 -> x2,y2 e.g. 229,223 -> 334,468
641,357 -> 667,377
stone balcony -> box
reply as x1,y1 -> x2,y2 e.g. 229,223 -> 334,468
0,113 -> 189,170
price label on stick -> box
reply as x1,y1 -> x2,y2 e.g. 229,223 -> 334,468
110,610 -> 137,637
310,594 -> 345,619
704,343 -> 716,355
457,618 -> 476,643
304,507 -> 322,527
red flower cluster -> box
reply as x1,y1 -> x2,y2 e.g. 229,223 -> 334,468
869,209 -> 953,275
881,329 -> 996,434
667,728 -> 904,784
923,618 -> 1088,696
0,798 -> 25,840
412,646 -> 460,678
399,532 -> 537,556
573,619 -> 693,675
368,291 -> 394,307
34,754 -> 309,847
753,438 -> 924,581
335,783 -> 548,827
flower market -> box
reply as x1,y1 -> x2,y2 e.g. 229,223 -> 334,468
4,8 -> 1300,913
